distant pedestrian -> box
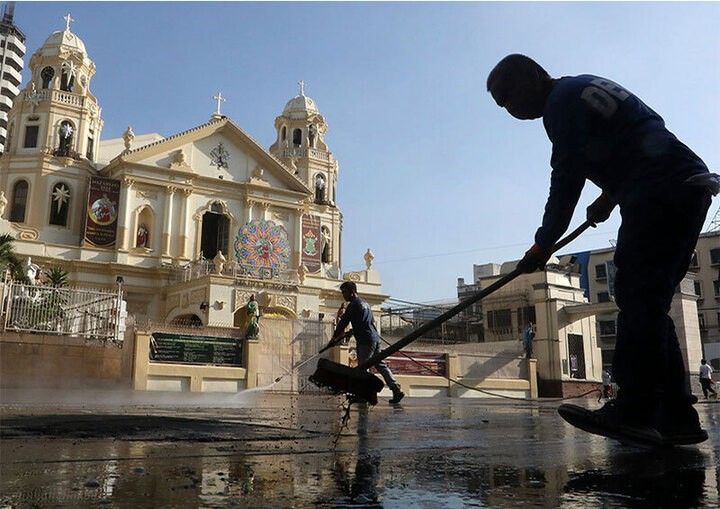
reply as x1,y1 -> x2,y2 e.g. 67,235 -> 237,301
699,359 -> 717,399
602,369 -> 613,400
522,323 -> 535,359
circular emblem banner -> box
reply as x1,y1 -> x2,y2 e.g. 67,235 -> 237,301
235,220 -> 290,273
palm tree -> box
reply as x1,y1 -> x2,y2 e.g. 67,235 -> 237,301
0,233 -> 22,280
45,266 -> 69,288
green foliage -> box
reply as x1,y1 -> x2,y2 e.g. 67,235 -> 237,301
45,266 -> 69,288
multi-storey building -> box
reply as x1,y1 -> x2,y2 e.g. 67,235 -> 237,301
0,2 -> 25,153
570,229 -> 718,370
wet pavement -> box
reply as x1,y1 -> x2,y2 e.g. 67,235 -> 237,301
1,389 -> 719,508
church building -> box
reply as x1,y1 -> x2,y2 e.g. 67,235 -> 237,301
0,18 -> 386,328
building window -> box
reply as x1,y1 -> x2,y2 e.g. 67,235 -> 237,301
487,309 -> 512,330
41,66 -> 54,89
292,128 -> 302,147
281,126 -> 287,141
49,182 -> 71,226
598,292 -> 610,303
710,248 -> 720,265
698,313 -> 705,330
694,280 -> 703,298
56,120 -> 74,156
60,64 -> 74,92
86,137 -> 94,160
517,305 -> 536,329
714,280 -> 720,297
595,264 -> 607,279
23,125 -> 39,148
599,320 -> 616,336
9,180 -> 28,222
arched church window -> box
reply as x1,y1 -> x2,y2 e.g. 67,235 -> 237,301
9,180 -> 28,222
56,120 -> 74,157
281,126 -> 287,142
321,226 -> 331,263
49,182 -> 71,227
292,128 -> 302,147
314,174 -> 326,204
60,64 -> 75,92
40,67 -> 54,89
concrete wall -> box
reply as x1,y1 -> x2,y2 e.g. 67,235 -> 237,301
0,331 -> 135,388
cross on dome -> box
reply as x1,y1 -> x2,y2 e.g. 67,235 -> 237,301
298,80 -> 305,96
63,13 -> 74,31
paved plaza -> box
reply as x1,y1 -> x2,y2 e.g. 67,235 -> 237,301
1,389 -> 719,508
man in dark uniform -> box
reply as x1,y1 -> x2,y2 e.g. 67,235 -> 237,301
487,54 -> 718,446
331,281 -> 405,404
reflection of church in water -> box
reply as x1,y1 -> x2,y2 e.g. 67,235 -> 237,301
0,19 -> 385,325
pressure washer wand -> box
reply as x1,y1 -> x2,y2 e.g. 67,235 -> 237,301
357,221 -> 593,371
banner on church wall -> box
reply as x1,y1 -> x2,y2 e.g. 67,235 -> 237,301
301,215 -> 322,273
83,176 -> 120,247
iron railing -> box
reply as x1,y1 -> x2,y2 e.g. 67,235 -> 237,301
1,281 -> 126,342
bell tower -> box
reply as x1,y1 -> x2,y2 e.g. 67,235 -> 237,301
5,13 -> 102,161
269,81 -> 338,207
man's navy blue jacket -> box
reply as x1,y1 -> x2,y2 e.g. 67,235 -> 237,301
332,296 -> 379,345
536,74 -> 709,249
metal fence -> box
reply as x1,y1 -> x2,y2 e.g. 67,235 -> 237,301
2,281 -> 126,342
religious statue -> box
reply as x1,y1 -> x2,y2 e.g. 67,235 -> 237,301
244,295 -> 260,339
321,228 -> 331,263
136,223 -> 149,248
315,174 -> 326,203
288,156 -> 299,175
364,248 -> 375,270
213,250 -> 226,274
24,257 -> 40,285
123,126 -> 135,151
0,190 -> 7,218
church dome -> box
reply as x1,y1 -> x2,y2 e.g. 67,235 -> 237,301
39,29 -> 88,57
282,94 -> 320,118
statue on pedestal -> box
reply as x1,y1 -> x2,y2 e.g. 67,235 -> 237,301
245,294 -> 260,339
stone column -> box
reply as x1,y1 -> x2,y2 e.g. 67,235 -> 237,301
178,189 -> 192,259
118,178 -> 134,251
244,338 -> 260,389
162,186 -> 176,256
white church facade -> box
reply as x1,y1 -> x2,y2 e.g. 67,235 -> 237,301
0,19 -> 386,329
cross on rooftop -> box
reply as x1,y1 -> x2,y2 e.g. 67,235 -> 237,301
298,80 -> 305,96
213,92 -> 226,116
64,13 -> 74,31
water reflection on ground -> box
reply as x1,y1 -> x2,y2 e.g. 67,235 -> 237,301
1,391 -> 718,508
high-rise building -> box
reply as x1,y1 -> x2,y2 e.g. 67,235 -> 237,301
0,2 -> 25,153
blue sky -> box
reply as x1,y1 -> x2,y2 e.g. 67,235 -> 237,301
15,2 -> 720,303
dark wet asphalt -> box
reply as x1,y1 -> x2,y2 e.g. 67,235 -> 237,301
1,389 -> 719,508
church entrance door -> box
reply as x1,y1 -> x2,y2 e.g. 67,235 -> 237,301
200,211 -> 229,259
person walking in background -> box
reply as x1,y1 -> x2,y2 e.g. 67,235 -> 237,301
602,369 -> 613,400
699,359 -> 717,399
487,53 -> 719,446
522,322 -> 535,359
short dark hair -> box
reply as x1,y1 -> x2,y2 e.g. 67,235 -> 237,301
486,54 -> 551,92
340,281 -> 357,293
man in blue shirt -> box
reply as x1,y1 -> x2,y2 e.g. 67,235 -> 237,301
331,281 -> 405,404
487,54 -> 718,446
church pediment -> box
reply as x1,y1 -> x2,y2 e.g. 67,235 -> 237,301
114,118 -> 311,194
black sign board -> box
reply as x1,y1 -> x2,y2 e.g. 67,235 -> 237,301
150,333 -> 243,366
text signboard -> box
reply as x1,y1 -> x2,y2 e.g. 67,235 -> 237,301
83,176 -> 121,247
149,333 -> 243,366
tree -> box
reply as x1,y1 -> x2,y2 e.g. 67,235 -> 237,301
0,233 -> 22,281
45,266 -> 69,288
